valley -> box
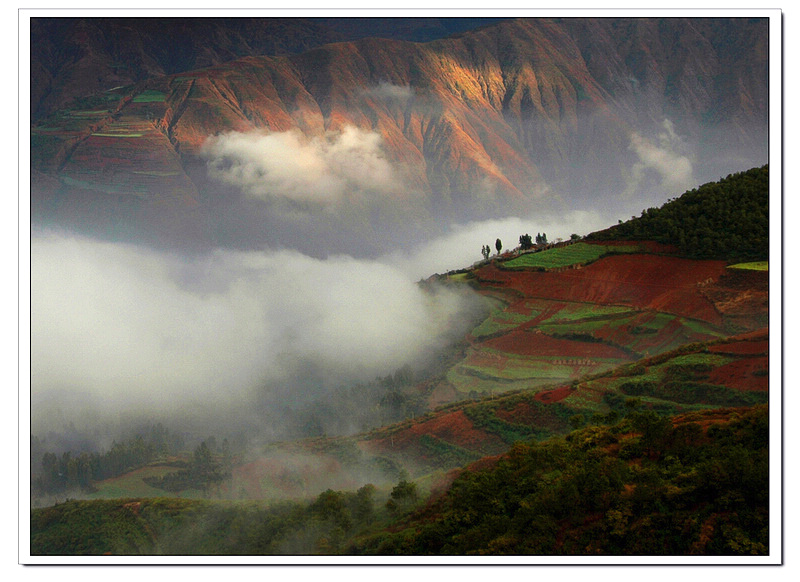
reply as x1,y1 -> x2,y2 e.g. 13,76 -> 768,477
25,14 -> 775,560
29,167 -> 771,556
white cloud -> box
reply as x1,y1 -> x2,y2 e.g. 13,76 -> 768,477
30,232 -> 472,430
201,125 -> 401,205
362,82 -> 414,103
627,119 -> 695,196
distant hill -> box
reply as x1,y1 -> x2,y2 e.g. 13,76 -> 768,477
30,17 -> 769,253
587,165 -> 769,261
30,17 -> 509,120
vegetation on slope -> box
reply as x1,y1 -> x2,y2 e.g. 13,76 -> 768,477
29,166 -> 771,557
31,405 -> 769,556
350,405 -> 769,556
503,242 -> 643,270
587,166 -> 768,261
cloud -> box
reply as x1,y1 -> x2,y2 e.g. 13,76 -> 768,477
201,125 -> 401,205
627,119 -> 695,197
361,82 -> 414,103
30,232 -> 473,433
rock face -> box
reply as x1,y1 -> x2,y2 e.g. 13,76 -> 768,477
30,17 -> 769,253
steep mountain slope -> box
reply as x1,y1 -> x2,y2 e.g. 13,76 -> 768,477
30,17 -> 508,120
30,17 -> 769,254
30,18 -> 346,120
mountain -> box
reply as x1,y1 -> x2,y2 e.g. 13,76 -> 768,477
30,17 -> 769,255
30,17 -> 510,121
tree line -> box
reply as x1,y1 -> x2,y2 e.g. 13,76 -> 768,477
587,165 -> 769,261
31,424 -> 233,499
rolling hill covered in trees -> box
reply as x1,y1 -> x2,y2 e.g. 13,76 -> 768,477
587,165 -> 769,261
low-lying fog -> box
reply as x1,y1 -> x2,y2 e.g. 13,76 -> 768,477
29,208 -> 609,443
28,119 -> 767,453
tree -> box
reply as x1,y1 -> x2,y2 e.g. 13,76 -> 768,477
519,234 -> 533,250
351,484 -> 376,523
481,245 -> 490,260
386,478 -> 418,513
495,238 -> 502,255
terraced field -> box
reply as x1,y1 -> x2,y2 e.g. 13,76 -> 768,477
729,261 -> 769,271
503,242 -> 644,270
352,328 -> 770,478
428,248 -> 762,405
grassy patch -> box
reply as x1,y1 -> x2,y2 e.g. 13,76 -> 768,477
88,465 -> 182,499
728,261 -> 768,271
540,304 -> 634,323
504,243 -> 642,270
132,90 -> 167,103
471,311 -> 537,338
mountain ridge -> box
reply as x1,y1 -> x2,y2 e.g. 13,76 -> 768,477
31,17 -> 769,254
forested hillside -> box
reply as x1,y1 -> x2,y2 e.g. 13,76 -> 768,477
588,166 -> 769,261
351,405 -> 769,555
31,406 -> 769,556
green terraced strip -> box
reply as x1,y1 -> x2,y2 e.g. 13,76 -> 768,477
70,110 -> 110,117
133,90 -> 167,103
505,242 -> 645,270
540,304 -> 634,323
91,133 -> 145,137
728,261 -> 769,271
471,311 -> 538,337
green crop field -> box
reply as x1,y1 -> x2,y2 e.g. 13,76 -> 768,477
728,261 -> 768,271
471,311 -> 537,337
503,243 -> 642,270
537,317 -> 621,335
88,465 -> 182,499
133,90 -> 167,103
539,303 -> 634,323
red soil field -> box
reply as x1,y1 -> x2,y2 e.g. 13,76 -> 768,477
709,339 -> 769,355
483,329 -> 632,359
476,254 -> 727,325
494,400 -> 571,431
370,409 -> 506,452
707,356 -> 769,391
534,385 -> 575,403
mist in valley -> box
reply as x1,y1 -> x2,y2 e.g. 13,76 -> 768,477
28,115 -> 766,458
27,18 -> 769,505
